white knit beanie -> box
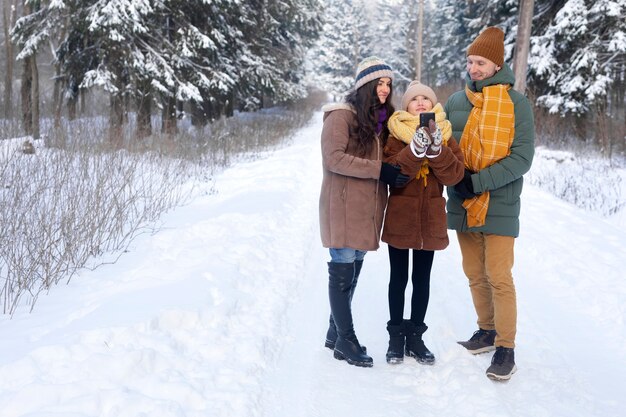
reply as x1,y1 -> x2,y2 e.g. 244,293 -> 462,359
354,56 -> 394,91
400,81 -> 437,111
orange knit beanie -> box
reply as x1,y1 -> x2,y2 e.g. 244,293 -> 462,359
467,26 -> 505,66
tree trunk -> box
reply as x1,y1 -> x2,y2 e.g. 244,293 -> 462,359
53,69 -> 64,129
80,88 -> 86,116
595,100 -> 609,158
2,0 -> 17,119
225,91 -> 234,118
31,53 -> 40,139
136,90 -> 152,138
161,95 -> 177,135
414,0 -> 424,81
513,0 -> 535,93
109,93 -> 124,146
191,99 -> 207,127
67,93 -> 77,120
21,57 -> 32,135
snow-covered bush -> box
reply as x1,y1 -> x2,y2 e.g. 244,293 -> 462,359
527,146 -> 625,216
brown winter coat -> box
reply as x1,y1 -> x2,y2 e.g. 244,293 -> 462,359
382,136 -> 464,250
319,104 -> 388,251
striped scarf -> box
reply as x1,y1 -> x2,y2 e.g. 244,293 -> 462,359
387,103 -> 452,186
460,84 -> 515,227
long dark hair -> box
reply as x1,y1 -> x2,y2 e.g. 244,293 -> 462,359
345,78 -> 395,156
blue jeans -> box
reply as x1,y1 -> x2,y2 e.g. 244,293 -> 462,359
329,248 -> 366,264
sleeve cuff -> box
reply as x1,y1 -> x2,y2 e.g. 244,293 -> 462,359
410,141 -> 427,158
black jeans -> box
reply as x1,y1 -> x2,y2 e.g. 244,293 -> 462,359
387,245 -> 434,326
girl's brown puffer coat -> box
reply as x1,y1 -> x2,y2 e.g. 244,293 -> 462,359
382,136 -> 464,250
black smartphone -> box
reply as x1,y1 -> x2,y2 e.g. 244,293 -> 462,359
419,112 -> 435,128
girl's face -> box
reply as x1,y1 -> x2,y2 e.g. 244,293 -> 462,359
406,95 -> 434,115
466,55 -> 501,81
376,77 -> 392,104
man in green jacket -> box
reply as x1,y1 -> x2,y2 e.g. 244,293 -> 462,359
444,26 -> 535,381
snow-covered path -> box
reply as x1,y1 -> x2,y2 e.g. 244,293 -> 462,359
0,113 -> 624,416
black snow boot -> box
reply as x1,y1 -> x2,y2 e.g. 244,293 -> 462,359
385,321 -> 405,364
325,260 -> 364,351
404,320 -> 435,365
486,347 -> 517,381
328,262 -> 373,368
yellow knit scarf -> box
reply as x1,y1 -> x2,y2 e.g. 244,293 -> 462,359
460,84 -> 515,227
387,103 -> 452,186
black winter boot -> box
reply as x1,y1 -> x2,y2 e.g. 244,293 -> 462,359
404,320 -> 435,365
386,321 -> 405,364
325,260 -> 364,351
457,329 -> 496,354
328,262 -> 373,367
486,347 -> 516,381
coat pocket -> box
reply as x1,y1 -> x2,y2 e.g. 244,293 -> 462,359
428,196 -> 448,239
384,196 -> 416,238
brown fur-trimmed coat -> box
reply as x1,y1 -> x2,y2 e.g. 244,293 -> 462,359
319,104 -> 388,251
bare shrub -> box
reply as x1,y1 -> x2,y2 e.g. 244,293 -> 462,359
0,91 -> 324,314
0,134 -> 194,314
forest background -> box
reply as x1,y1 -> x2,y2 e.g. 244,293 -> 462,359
0,0 -> 624,314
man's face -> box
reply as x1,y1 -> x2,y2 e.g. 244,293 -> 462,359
466,55 -> 501,81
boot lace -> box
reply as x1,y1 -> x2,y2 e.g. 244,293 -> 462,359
470,329 -> 490,341
491,347 -> 511,366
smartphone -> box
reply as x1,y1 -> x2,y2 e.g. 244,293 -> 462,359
419,112 -> 436,128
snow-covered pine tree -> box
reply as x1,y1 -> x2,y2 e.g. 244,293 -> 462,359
11,0 -> 69,134
306,0 -> 372,101
425,0 -> 519,87
528,0 -> 625,155
13,0 -> 323,135
373,0 -> 413,88
529,0 -> 626,115
232,0 -> 322,111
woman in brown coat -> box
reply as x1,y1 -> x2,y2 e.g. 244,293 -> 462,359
382,81 -> 464,365
319,57 -> 409,368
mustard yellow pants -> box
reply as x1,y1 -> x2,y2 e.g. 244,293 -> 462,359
457,232 -> 516,349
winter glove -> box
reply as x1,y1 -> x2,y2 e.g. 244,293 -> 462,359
410,127 -> 432,157
379,162 -> 411,188
426,121 -> 443,158
454,169 -> 477,199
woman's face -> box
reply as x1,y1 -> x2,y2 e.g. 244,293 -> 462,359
376,77 -> 392,104
406,95 -> 434,116
466,55 -> 501,81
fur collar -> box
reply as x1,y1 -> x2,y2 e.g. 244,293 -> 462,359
321,102 -> 356,114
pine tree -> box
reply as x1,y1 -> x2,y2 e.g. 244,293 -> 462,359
306,0 -> 372,101
529,0 -> 626,115
425,0 -> 519,87
12,0 -> 323,134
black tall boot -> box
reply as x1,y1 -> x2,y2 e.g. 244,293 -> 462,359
404,320 -> 435,365
386,321 -> 405,364
325,259 -> 363,350
328,261 -> 373,367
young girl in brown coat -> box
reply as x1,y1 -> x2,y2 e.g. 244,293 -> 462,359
382,81 -> 464,365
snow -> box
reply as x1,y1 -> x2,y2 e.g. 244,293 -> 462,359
1,113 -> 625,416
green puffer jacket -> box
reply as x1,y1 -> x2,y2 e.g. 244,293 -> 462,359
444,64 -> 535,237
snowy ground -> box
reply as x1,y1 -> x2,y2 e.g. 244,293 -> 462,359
0,113 -> 625,417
